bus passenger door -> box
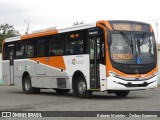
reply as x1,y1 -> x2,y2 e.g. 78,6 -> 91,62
89,35 -> 100,89
8,44 -> 15,85
89,32 -> 106,89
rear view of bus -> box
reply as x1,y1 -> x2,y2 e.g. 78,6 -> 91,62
103,21 -> 157,97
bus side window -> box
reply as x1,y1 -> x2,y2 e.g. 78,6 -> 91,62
36,40 -> 46,57
3,43 -> 14,60
49,35 -> 64,56
15,42 -> 25,59
3,43 -> 8,60
73,39 -> 83,54
66,31 -> 84,55
26,41 -> 35,58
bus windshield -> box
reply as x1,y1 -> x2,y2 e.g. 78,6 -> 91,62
110,32 -> 156,64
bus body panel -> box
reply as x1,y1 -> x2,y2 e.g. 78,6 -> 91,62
13,59 -> 69,89
3,54 -> 90,90
99,64 -> 107,91
2,61 -> 10,85
63,55 -> 90,89
106,75 -> 158,90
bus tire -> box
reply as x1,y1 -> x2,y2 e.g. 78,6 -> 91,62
23,75 -> 35,94
114,90 -> 130,97
76,75 -> 92,98
55,89 -> 70,94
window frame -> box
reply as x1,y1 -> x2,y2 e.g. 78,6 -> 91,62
25,39 -> 35,58
3,42 -> 16,60
65,30 -> 86,55
49,34 -> 65,56
15,41 -> 25,59
35,37 -> 47,58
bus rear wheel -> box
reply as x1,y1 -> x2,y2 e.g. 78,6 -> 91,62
114,90 -> 130,97
23,75 -> 40,94
76,75 -> 92,98
55,89 -> 70,94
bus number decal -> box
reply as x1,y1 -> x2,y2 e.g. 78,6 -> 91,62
17,66 -> 31,71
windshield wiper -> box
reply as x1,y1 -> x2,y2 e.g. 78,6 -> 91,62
120,32 -> 133,53
120,32 -> 132,45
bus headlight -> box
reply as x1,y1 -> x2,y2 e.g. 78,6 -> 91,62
109,71 -> 158,80
109,71 -> 121,78
151,71 -> 158,78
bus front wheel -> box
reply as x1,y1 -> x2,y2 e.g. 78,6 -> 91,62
114,90 -> 130,97
76,75 -> 92,98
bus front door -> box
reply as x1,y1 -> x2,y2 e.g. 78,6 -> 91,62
89,33 -> 106,90
90,35 -> 100,89
8,45 -> 14,85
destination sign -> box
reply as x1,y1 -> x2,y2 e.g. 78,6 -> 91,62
112,23 -> 150,32
112,54 -> 132,60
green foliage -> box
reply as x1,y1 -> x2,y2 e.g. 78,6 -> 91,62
0,23 -> 19,53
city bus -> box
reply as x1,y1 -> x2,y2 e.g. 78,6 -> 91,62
2,20 -> 158,98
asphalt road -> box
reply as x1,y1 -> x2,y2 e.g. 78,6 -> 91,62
0,86 -> 160,120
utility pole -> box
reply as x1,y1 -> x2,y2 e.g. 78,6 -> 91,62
25,20 -> 30,34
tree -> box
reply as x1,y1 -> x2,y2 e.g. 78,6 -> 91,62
0,23 -> 19,53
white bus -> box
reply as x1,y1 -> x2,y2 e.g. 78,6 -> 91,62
2,20 -> 158,98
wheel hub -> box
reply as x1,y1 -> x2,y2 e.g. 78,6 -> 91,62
25,79 -> 30,91
78,81 -> 86,94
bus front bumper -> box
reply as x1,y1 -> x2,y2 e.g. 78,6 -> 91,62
106,75 -> 158,90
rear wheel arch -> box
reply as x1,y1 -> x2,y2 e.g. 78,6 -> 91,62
22,72 -> 40,94
22,72 -> 30,87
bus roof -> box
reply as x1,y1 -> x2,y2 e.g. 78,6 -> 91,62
4,20 -> 151,43
4,21 -> 97,43
57,22 -> 96,33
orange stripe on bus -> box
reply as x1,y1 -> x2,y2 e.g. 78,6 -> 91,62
21,30 -> 58,40
30,56 -> 66,70
96,20 -> 113,30
150,24 -> 153,32
47,56 -> 66,70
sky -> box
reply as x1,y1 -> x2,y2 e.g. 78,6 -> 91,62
0,0 -> 160,41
